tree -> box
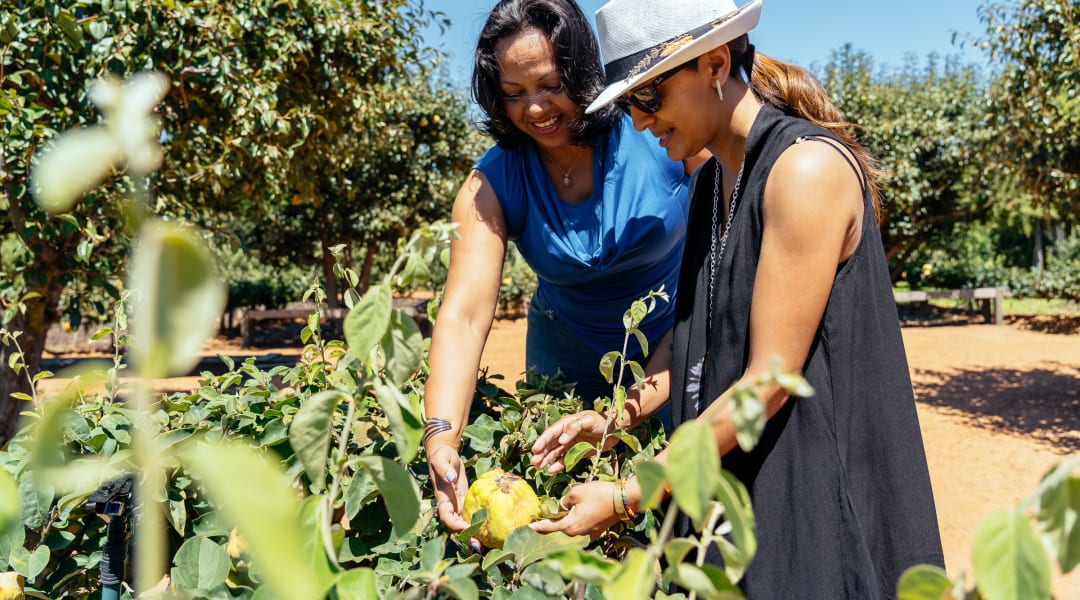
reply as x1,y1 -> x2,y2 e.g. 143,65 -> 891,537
976,0 -> 1079,267
823,45 -> 992,278
0,0 -> 479,444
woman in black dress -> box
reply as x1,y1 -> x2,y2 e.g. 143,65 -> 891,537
529,0 -> 945,597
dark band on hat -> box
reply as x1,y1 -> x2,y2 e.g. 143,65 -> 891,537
603,12 -> 743,86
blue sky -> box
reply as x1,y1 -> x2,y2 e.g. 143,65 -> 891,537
421,0 -> 989,87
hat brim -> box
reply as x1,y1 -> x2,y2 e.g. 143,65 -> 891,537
586,0 -> 762,114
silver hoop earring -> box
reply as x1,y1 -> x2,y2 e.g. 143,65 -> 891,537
715,80 -> 724,102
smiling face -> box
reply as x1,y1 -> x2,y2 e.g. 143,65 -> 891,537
494,28 -> 582,151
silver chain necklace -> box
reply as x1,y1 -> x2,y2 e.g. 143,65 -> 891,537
707,160 -> 744,328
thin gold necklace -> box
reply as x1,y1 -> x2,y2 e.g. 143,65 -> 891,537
539,145 -> 585,188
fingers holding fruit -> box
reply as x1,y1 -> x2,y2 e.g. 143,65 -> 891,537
427,443 -> 470,531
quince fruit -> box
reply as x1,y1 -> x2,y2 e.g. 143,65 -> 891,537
463,469 -> 540,549
0,572 -> 24,600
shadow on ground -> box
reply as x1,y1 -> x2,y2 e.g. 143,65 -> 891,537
913,364 -> 1080,453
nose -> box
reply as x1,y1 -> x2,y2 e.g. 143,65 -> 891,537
629,106 -> 652,131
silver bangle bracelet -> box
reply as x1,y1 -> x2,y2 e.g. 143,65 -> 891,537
423,417 -> 453,446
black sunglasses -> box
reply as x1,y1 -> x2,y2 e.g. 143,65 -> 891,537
615,61 -> 693,115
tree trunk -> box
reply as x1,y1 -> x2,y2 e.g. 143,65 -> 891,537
0,290 -> 57,446
358,240 -> 378,296
321,246 -> 341,309
1032,221 -> 1044,270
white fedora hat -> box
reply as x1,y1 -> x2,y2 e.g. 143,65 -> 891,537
586,0 -> 763,114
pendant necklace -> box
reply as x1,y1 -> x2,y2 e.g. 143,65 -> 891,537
707,158 -> 745,331
540,145 -> 584,188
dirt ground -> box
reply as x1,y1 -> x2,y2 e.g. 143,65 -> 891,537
477,314 -> 1080,598
38,309 -> 1080,596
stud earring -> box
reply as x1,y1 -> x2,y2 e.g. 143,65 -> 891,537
716,80 -> 724,102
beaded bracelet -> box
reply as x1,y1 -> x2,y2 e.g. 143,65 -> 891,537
619,478 -> 637,520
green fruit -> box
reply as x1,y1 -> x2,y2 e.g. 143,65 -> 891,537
462,469 -> 541,549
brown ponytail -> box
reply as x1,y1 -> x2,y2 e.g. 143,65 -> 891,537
728,35 -> 884,218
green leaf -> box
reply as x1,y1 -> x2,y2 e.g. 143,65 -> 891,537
972,509 -> 1051,600
30,127 -> 121,214
713,470 -> 755,581
372,378 -> 422,464
354,455 -> 420,538
288,390 -> 346,493
667,420 -> 721,529
442,576 -> 480,600
380,308 -> 423,386
501,528 -> 589,570
1034,458 -> 1080,572
728,384 -> 767,452
179,439 -> 324,600
129,220 -> 226,379
170,536 -> 230,594
601,547 -> 655,600
631,328 -> 649,357
562,441 -> 596,473
896,565 -> 953,600
334,567 -> 377,599
633,460 -> 666,512
0,470 -> 19,533
344,283 -> 392,360
663,563 -> 739,599
599,351 -> 619,384
26,544 -> 50,579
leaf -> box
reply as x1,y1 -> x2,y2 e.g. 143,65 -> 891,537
599,351 -> 619,384
663,563 -> 739,599
26,544 -> 50,579
30,127 -> 121,213
562,441 -> 596,473
129,220 -> 226,379
344,284 -> 392,360
442,576 -> 479,600
288,390 -> 346,493
667,420 -> 721,529
0,470 -> 19,533
354,455 -> 420,538
179,439 -> 324,600
601,547 -> 655,600
170,536 -> 230,594
713,470 -> 755,581
334,567 -> 377,599
896,565 -> 953,600
972,509 -> 1051,600
501,528 -> 589,570
379,308 -> 423,386
728,383 -> 767,452
1034,458 -> 1080,572
372,378 -> 423,464
633,460 -> 666,512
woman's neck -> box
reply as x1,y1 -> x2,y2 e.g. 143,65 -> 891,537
706,87 -> 762,174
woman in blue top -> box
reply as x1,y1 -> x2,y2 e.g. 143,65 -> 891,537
423,0 -> 704,535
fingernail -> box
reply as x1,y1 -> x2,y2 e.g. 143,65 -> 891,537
558,434 -> 570,444
469,539 -> 482,553
446,471 -> 456,483
548,464 -> 559,473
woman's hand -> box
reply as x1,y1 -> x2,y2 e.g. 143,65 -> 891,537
530,480 -> 620,540
529,410 -> 612,474
426,442 -> 470,532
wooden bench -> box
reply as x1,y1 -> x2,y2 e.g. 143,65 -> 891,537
240,306 -> 349,347
893,287 -> 1012,325
239,298 -> 431,347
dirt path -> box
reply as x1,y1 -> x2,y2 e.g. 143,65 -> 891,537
479,318 -> 1080,597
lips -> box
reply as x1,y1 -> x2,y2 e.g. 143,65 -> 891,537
533,115 -> 561,135
654,128 -> 674,148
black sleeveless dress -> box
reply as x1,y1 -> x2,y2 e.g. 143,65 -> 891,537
670,104 -> 944,598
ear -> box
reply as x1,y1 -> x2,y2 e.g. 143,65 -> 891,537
700,45 -> 733,83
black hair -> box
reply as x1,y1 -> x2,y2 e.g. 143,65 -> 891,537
472,0 -> 620,148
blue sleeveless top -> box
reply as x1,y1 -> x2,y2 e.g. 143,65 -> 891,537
475,114 -> 690,354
